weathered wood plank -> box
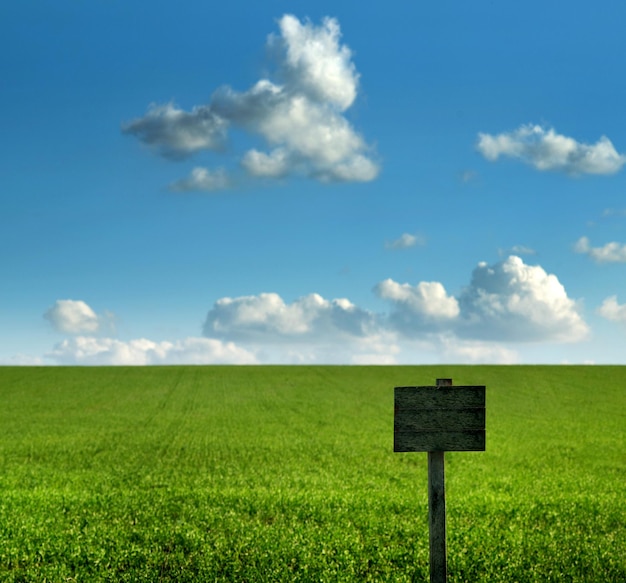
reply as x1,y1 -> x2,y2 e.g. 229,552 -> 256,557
428,450 -> 447,583
395,386 -> 485,410
394,408 -> 485,432
394,429 -> 486,452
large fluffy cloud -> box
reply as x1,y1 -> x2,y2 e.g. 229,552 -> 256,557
376,256 -> 588,342
457,256 -> 588,341
44,300 -> 113,335
47,336 -> 257,365
477,124 -> 626,175
574,236 -> 626,263
123,15 -> 378,190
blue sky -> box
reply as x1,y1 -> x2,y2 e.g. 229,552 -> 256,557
3,0 -> 626,364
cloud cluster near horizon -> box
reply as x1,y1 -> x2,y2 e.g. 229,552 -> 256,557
122,15 -> 379,191
39,256 -> 594,366
376,256 -> 588,342
48,337 -> 257,366
477,124 -> 626,175
202,256 -> 588,348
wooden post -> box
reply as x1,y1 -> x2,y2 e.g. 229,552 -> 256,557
428,378 -> 452,583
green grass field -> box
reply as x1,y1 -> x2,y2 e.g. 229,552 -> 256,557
0,365 -> 624,582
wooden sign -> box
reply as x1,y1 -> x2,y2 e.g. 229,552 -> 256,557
394,384 -> 486,452
393,379 -> 487,583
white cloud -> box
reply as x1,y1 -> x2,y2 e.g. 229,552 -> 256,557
457,256 -> 588,342
477,124 -> 626,175
316,153 -> 379,183
375,256 -> 588,343
212,80 -> 377,183
459,169 -> 478,183
47,336 -> 257,365
169,167 -> 230,192
204,292 -> 378,341
44,300 -> 113,335
40,257 -> 588,366
241,148 -> 290,178
574,236 -> 626,263
510,245 -> 536,256
498,245 -> 537,258
384,233 -> 426,250
375,280 -> 460,324
200,287 -> 531,363
273,14 -> 358,111
121,103 -> 228,160
602,208 -> 626,218
201,291 -> 406,364
123,15 -> 378,189
597,296 -> 626,324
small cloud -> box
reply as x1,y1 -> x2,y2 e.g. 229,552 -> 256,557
459,169 -> 478,183
499,245 -> 536,257
121,103 -> 228,160
44,300 -> 114,335
602,208 -> 626,218
169,167 -> 230,192
476,124 -> 626,175
511,245 -> 536,255
597,296 -> 626,323
574,236 -> 626,263
384,233 -> 426,250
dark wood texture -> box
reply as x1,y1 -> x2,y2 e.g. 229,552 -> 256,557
395,430 -> 485,452
394,408 -> 485,431
394,385 -> 486,452
394,386 -> 485,409
428,450 -> 447,583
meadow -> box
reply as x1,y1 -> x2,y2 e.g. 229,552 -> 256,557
0,365 -> 624,582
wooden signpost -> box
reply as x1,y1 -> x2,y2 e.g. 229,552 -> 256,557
394,378 -> 486,583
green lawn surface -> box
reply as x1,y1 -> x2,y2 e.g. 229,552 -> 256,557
0,365 -> 624,582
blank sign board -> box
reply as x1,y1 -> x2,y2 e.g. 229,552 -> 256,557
394,386 -> 486,452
